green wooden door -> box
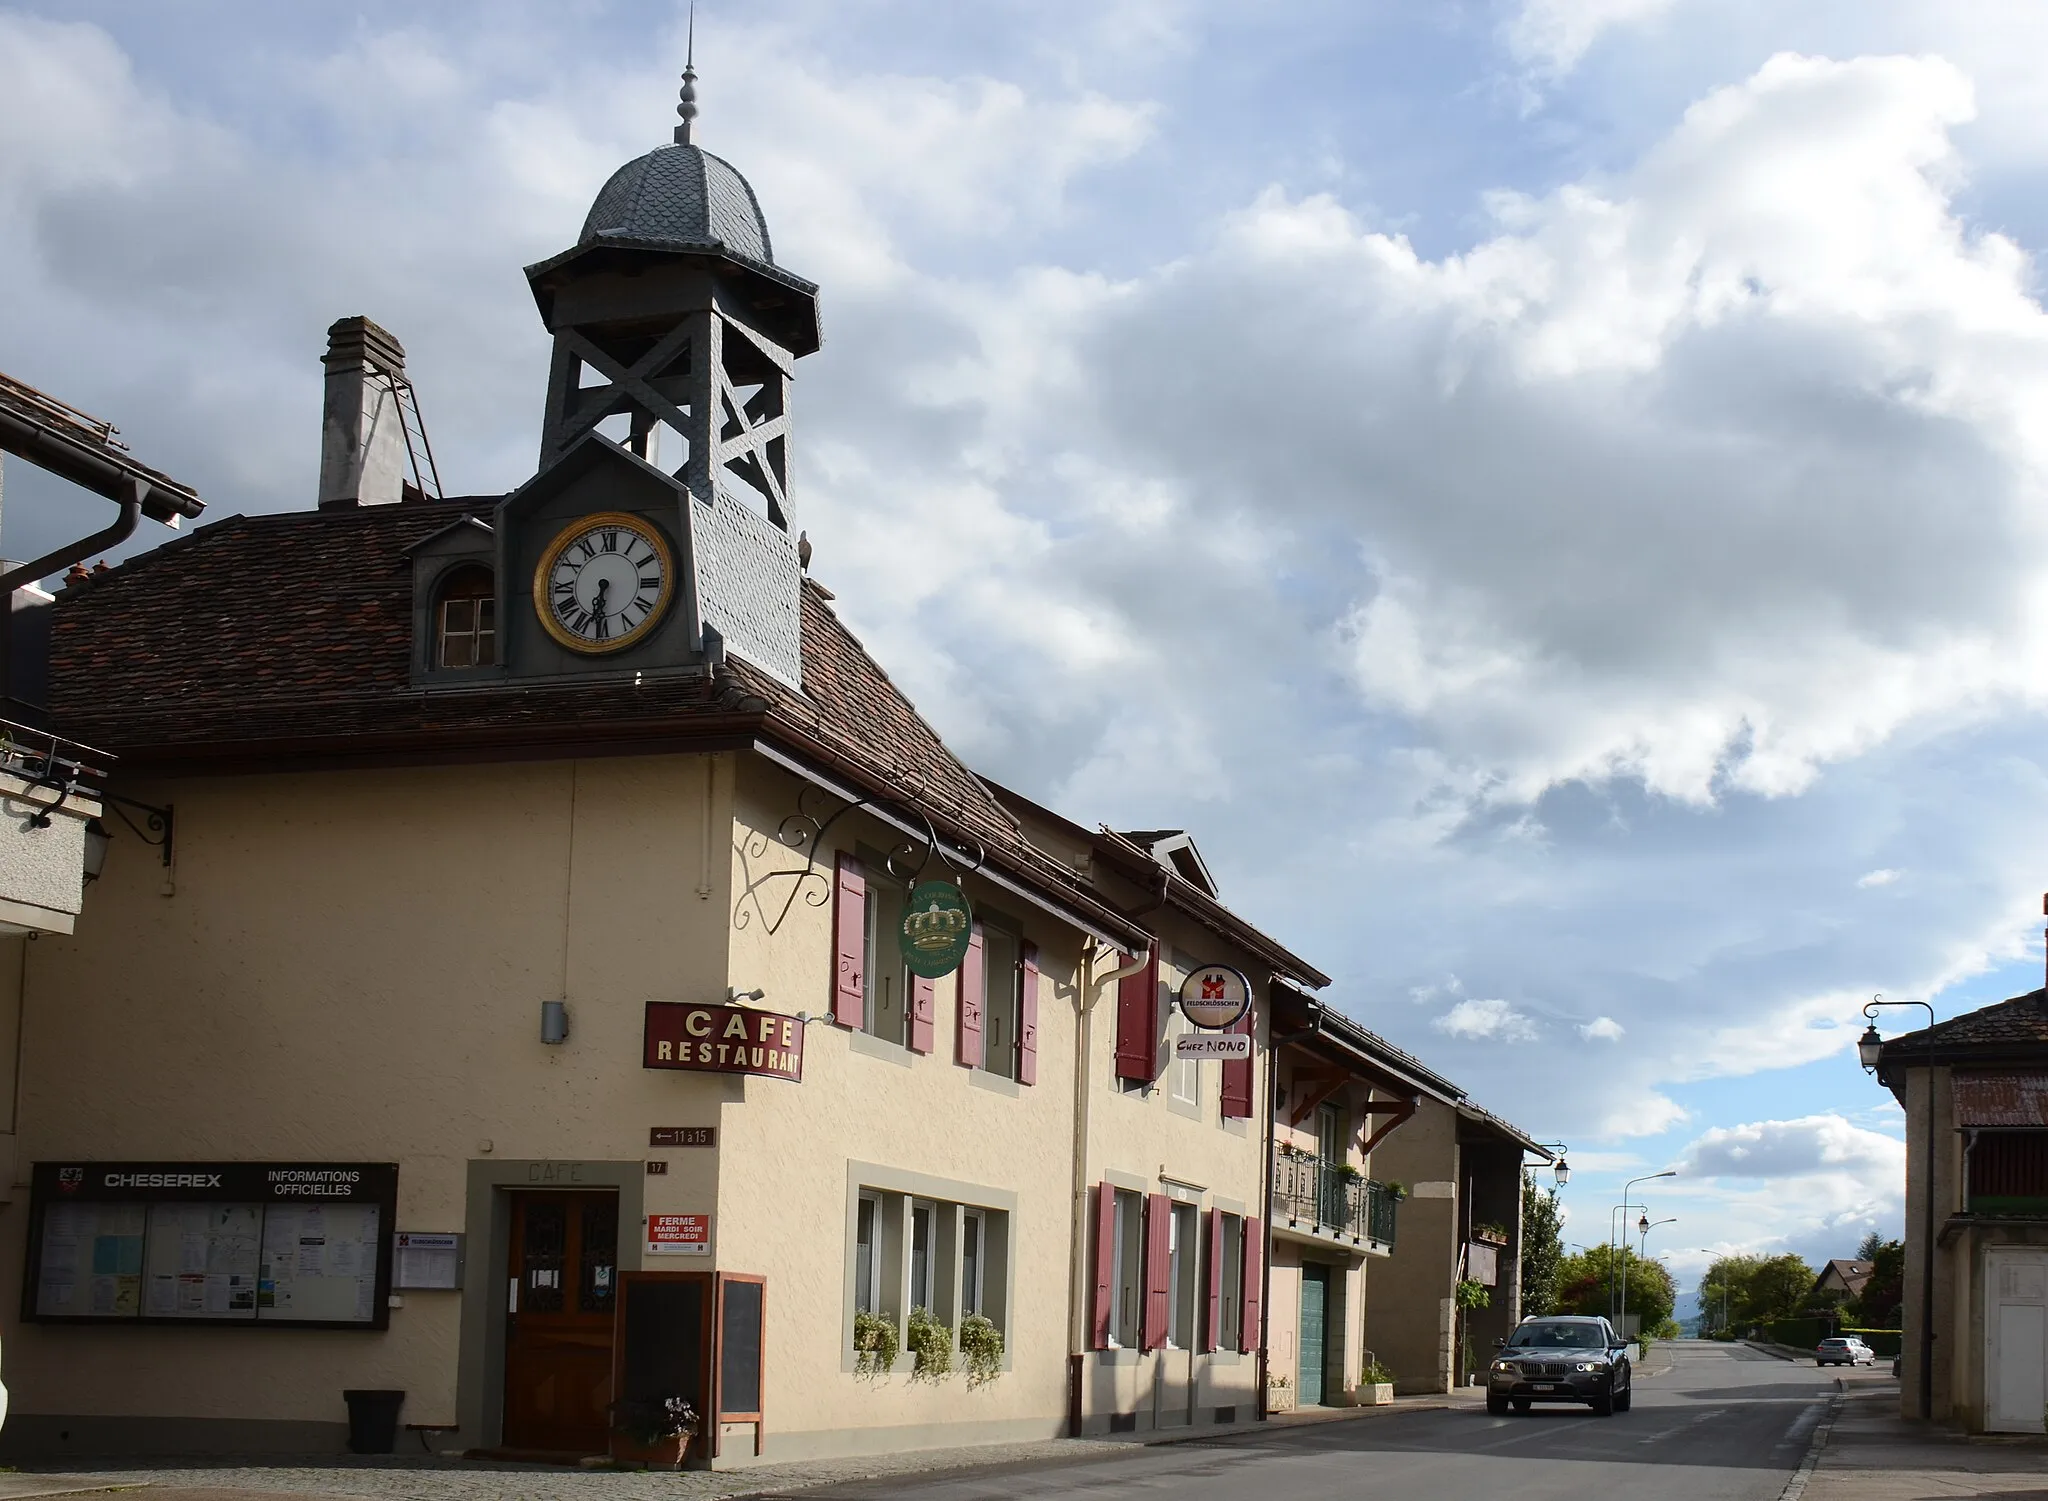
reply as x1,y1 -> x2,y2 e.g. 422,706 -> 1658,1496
1299,1264 -> 1328,1405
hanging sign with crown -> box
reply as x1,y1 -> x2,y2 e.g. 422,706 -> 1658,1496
1178,964 -> 1253,1031
901,881 -> 974,978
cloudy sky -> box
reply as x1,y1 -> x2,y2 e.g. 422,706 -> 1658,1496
8,0 -> 2048,1303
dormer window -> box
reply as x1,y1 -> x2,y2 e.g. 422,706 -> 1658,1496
435,566 -> 496,668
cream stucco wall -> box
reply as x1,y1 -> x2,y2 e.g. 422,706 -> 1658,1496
0,754 -> 735,1455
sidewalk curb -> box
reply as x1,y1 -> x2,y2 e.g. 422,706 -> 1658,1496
1776,1379 -> 1844,1501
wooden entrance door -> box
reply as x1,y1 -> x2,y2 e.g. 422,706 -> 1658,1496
503,1191 -> 620,1455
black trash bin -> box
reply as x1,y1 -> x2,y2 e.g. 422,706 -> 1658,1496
342,1389 -> 406,1454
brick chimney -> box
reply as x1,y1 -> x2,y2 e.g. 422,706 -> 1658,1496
318,316 -> 410,508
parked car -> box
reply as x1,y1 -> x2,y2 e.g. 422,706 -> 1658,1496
1815,1337 -> 1875,1366
1487,1315 -> 1634,1416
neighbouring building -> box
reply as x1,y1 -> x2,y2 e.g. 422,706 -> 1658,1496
1813,1259 -> 1874,1303
1264,985 -> 1547,1400
1874,986 -> 2048,1432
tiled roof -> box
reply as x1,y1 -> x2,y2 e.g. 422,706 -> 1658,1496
46,501 -> 1126,937
1881,989 -> 2048,1067
1954,1072 -> 2048,1127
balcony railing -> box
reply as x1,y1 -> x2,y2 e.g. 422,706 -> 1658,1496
1272,1147 -> 1398,1249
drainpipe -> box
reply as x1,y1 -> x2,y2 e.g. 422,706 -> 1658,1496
1067,934 -> 1158,1435
0,481 -> 143,715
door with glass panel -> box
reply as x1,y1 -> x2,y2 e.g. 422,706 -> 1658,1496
502,1191 -> 619,1454
1316,1103 -> 1348,1228
1299,1263 -> 1329,1405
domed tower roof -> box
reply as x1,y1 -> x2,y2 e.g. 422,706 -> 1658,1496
579,143 -> 776,271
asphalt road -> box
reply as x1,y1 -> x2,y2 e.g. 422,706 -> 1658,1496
792,1342 -> 1835,1501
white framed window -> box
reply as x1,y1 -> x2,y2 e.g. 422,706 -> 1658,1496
909,1199 -> 936,1311
1168,1203 -> 1198,1348
854,1191 -> 881,1315
859,857 -> 909,1045
1111,1188 -> 1144,1349
1217,1211 -> 1244,1352
1169,1011 -> 1200,1105
981,921 -> 1022,1079
962,1210 -> 985,1317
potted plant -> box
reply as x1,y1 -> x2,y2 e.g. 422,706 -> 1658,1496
906,1306 -> 954,1382
1472,1221 -> 1509,1246
1384,1181 -> 1408,1201
1360,1358 -> 1395,1406
959,1313 -> 1004,1389
1337,1163 -> 1364,1182
853,1310 -> 899,1378
1266,1371 -> 1295,1413
608,1394 -> 698,1469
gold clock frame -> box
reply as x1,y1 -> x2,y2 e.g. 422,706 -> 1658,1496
532,511 -> 676,655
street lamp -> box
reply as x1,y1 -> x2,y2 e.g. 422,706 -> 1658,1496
1639,1217 -> 1676,1257
1614,1171 -> 1677,1325
1859,993 -> 1936,1421
1533,1141 -> 1571,1187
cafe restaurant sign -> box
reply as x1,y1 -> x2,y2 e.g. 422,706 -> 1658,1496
644,1002 -> 806,1083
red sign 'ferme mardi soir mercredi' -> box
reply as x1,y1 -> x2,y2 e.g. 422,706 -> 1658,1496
643,1002 -> 806,1083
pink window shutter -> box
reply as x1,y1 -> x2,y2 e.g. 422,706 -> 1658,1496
908,974 -> 935,1053
956,922 -> 985,1068
1114,946 -> 1159,1082
1091,1184 -> 1117,1349
832,854 -> 866,1028
1240,1218 -> 1263,1355
1143,1193 -> 1171,1351
1018,941 -> 1040,1084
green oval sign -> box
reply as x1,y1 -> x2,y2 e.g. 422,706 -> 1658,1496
900,880 -> 973,978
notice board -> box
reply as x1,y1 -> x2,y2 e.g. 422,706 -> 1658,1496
24,1162 -> 398,1329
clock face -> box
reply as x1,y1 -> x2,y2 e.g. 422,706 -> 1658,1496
533,512 -> 674,653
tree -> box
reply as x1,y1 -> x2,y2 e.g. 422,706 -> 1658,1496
1697,1255 -> 1761,1336
1737,1254 -> 1814,1325
1551,1244 -> 1675,1333
1852,1240 -> 1904,1327
1856,1230 -> 1884,1261
1520,1174 -> 1565,1317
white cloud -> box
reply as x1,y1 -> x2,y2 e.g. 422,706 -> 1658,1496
1684,1114 -> 1904,1180
1858,868 -> 1902,888
1505,0 -> 1678,76
1580,1016 -> 1625,1041
1432,997 -> 1539,1042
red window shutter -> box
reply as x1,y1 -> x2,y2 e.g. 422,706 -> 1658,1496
1114,946 -> 1159,1082
1143,1193 -> 1171,1351
832,854 -> 866,1028
1240,1217 -> 1263,1355
956,922 -> 985,1068
1091,1184 -> 1117,1349
1220,1004 -> 1253,1118
908,975 -> 935,1054
1018,941 -> 1040,1085
1204,1208 -> 1225,1352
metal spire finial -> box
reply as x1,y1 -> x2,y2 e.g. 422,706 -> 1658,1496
674,3 -> 699,145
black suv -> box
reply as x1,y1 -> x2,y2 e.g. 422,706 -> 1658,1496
1486,1315 -> 1634,1416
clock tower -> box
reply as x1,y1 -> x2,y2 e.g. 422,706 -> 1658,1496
461,63 -> 821,688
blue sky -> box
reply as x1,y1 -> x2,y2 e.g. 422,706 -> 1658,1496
9,0 -> 2048,1307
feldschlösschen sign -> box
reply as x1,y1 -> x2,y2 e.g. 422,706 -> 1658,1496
644,1002 -> 805,1083
1177,964 -> 1252,1030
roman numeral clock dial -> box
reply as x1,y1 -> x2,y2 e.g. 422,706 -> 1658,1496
532,513 -> 674,654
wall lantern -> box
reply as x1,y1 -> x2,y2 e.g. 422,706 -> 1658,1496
1856,1022 -> 1884,1072
1552,1157 -> 1571,1186
541,1000 -> 569,1045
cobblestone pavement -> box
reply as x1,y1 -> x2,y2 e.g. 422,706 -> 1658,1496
12,1402 -> 1463,1501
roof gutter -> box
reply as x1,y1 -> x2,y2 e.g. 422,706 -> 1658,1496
0,400 -> 203,527
1287,995 -> 1465,1105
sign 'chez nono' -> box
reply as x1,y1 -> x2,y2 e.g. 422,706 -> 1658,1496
644,1002 -> 806,1083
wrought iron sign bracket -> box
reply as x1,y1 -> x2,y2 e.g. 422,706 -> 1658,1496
101,793 -> 175,868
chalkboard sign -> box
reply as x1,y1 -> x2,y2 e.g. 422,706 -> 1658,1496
615,1272 -> 708,1410
718,1275 -> 764,1417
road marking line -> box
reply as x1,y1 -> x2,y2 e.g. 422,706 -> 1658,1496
1777,1382 -> 1845,1501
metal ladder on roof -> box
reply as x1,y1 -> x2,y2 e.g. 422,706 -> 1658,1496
377,371 -> 443,501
